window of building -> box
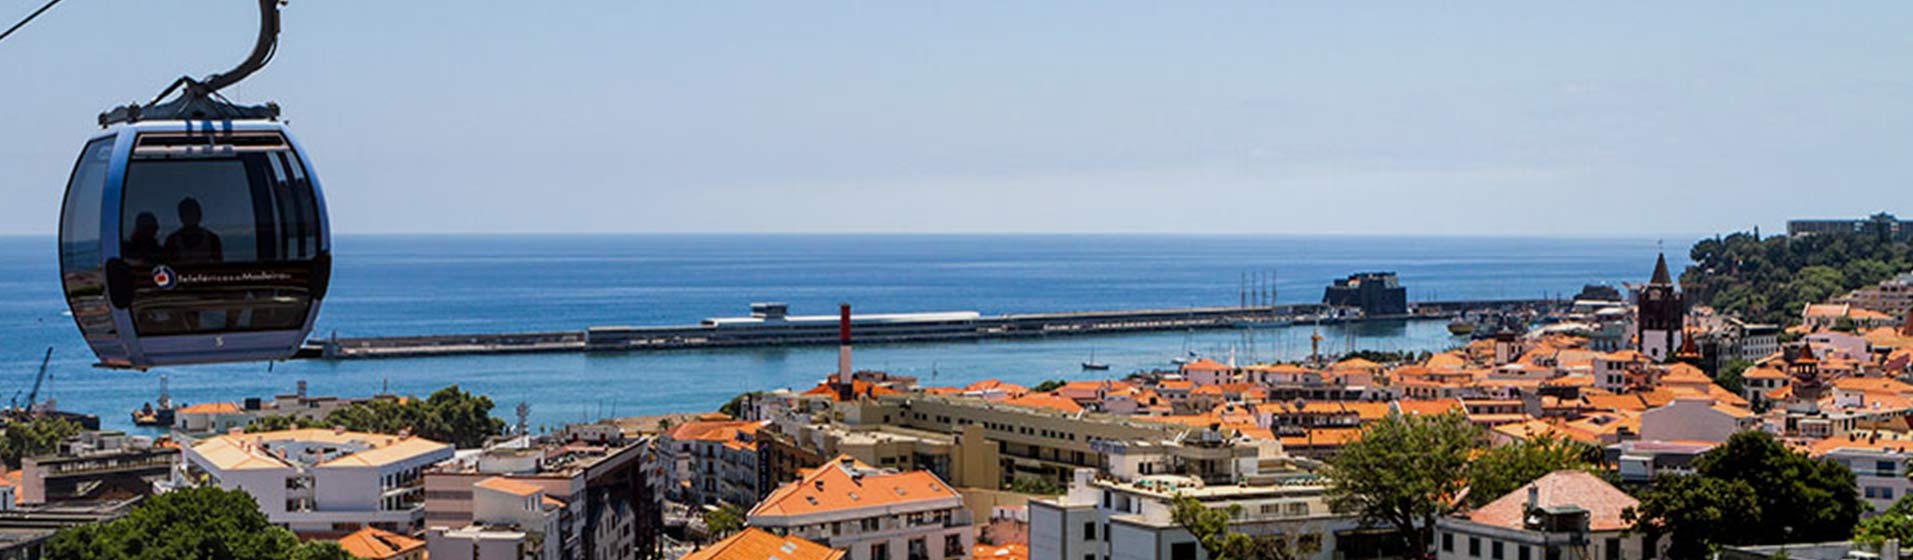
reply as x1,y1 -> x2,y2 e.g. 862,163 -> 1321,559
1171,542 -> 1197,560
1083,522 -> 1095,540
1470,536 -> 1481,557
1443,533 -> 1454,552
909,538 -> 928,560
1492,540 -> 1504,559
945,534 -> 962,558
1604,537 -> 1621,560
871,542 -> 890,560
1881,460 -> 1898,476
1520,545 -> 1531,560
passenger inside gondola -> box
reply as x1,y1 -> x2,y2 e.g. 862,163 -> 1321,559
163,198 -> 222,263
124,212 -> 163,265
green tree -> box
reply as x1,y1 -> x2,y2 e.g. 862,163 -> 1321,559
47,486 -> 352,560
316,385 -> 506,448
1326,411 -> 1480,559
0,416 -> 82,468
1680,229 -> 1911,325
1626,431 -> 1863,556
718,392 -> 764,418
1170,495 -> 1319,560
1030,379 -> 1068,393
704,503 -> 746,539
1856,495 -> 1913,546
1008,476 -> 1065,495
1715,359 -> 1754,395
1465,434 -> 1592,508
1626,474 -> 1761,559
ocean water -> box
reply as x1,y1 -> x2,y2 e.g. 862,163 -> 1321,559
0,234 -> 1685,433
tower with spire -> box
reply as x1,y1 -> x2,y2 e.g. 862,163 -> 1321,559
1638,252 -> 1685,362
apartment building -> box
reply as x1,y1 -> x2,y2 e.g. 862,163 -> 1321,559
1812,431 -> 1913,514
423,435 -> 661,560
658,418 -> 769,506
748,456 -> 973,560
426,477 -> 564,560
180,428 -> 454,536
1029,469 -> 1364,560
18,431 -> 176,505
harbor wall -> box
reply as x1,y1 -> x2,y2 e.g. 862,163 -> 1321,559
303,299 -> 1560,361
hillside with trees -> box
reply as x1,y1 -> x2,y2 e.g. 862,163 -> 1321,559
1680,224 -> 1911,325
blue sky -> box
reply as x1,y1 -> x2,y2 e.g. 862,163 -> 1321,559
3,2 -> 1909,235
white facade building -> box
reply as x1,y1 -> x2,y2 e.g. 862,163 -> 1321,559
427,476 -> 564,560
1029,469 -> 1361,560
1436,471 -> 1653,560
1813,432 -> 1913,515
180,428 -> 454,536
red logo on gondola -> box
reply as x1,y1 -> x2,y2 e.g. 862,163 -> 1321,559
152,265 -> 177,289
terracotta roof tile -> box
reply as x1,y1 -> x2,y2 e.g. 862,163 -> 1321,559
336,527 -> 425,560
683,528 -> 845,560
748,456 -> 960,518
1466,470 -> 1637,532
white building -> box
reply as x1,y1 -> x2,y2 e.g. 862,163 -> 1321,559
1436,471 -> 1652,560
748,456 -> 973,560
426,477 -> 564,560
1029,469 -> 1362,560
180,428 -> 454,536
1812,432 -> 1913,515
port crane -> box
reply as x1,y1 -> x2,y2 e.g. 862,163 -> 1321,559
8,347 -> 55,415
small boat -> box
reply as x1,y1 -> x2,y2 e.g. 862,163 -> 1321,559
1082,350 -> 1110,371
1447,317 -> 1476,336
130,374 -> 176,427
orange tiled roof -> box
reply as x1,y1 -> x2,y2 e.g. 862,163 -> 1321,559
964,379 -> 1030,395
749,456 -> 959,518
1278,427 -> 1365,448
800,377 -> 900,401
177,402 -> 241,415
1002,392 -> 1084,413
1466,470 -> 1637,532
1181,358 -> 1232,371
1394,399 -> 1464,416
1334,357 -> 1383,370
475,476 -> 543,497
1810,432 -> 1913,457
683,528 -> 845,560
1832,377 -> 1913,394
1425,352 -> 1468,369
975,544 -> 1030,560
337,527 -> 425,560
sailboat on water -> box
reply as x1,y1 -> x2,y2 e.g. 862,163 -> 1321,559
1081,349 -> 1110,371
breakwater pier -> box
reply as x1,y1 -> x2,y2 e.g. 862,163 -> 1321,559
302,299 -> 1561,360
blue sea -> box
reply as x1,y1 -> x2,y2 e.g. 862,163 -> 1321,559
0,234 -> 1686,433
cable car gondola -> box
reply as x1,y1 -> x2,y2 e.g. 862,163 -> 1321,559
57,0 -> 329,369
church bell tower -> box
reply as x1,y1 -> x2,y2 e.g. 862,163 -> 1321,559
1638,252 -> 1684,362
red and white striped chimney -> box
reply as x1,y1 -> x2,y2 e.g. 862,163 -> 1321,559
837,303 -> 853,379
